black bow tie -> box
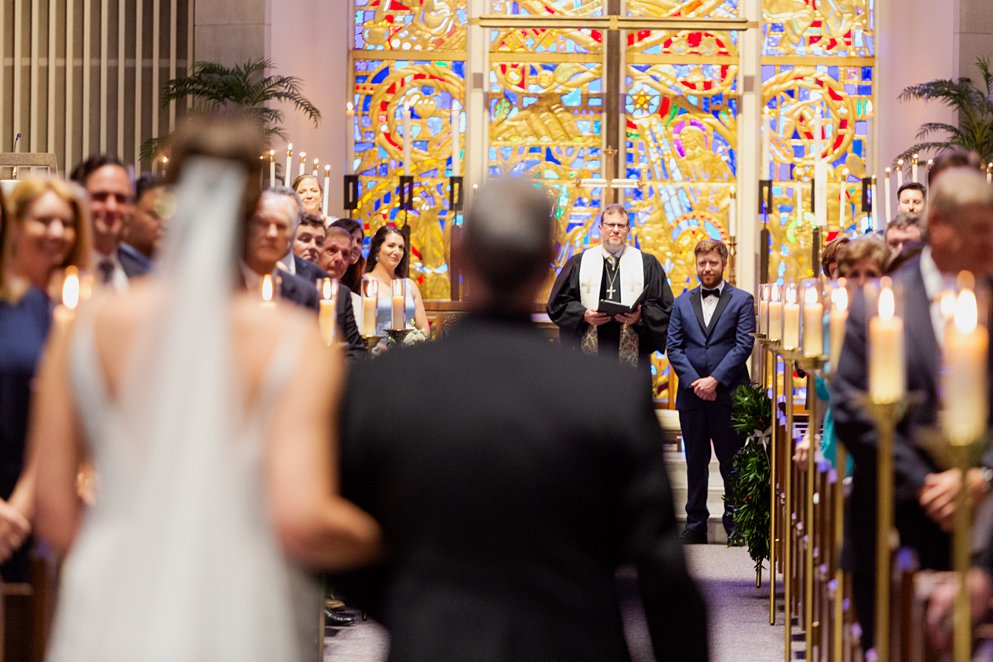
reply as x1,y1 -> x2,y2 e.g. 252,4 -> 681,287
702,288 -> 720,299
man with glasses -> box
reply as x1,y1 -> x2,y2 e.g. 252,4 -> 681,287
547,204 -> 673,374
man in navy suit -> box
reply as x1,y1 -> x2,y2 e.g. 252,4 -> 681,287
666,238 -> 755,543
70,155 -> 152,290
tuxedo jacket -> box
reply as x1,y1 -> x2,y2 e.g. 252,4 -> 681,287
293,253 -> 327,284
666,283 -> 756,411
118,242 -> 151,279
275,271 -> 365,359
339,311 -> 708,662
832,258 -> 993,571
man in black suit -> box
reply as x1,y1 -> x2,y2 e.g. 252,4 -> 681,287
319,226 -> 366,359
832,167 -> 993,651
70,155 -> 152,289
242,191 -> 365,358
339,178 -> 707,662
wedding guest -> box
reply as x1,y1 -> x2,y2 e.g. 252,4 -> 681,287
339,177 -> 708,661
122,174 -> 168,261
292,212 -> 326,269
837,235 -> 891,286
330,218 -> 365,294
364,226 -> 428,332
884,212 -> 923,256
896,182 -> 927,215
30,117 -> 381,661
70,155 -> 150,289
821,235 -> 850,278
315,226 -> 365,360
927,148 -> 982,188
0,178 -> 91,582
264,186 -> 326,285
292,174 -> 325,220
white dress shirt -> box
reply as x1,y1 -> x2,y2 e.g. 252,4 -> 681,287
701,280 -> 725,327
918,246 -> 956,348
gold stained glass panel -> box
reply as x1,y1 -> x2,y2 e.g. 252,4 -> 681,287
627,0 -> 739,18
763,0 -> 875,57
353,0 -> 467,52
491,0 -> 604,17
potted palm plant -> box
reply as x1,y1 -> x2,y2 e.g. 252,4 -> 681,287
897,56 -> 993,163
142,58 -> 321,165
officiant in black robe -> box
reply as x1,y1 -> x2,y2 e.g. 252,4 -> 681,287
547,204 -> 673,370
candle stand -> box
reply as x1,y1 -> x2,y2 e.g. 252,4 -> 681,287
753,333 -> 777,624
777,347 -> 800,662
797,354 -> 827,660
362,335 -> 384,352
852,393 -> 910,662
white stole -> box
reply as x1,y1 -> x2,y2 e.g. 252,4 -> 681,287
578,246 -> 645,310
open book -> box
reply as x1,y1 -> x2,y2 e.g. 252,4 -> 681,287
597,286 -> 649,315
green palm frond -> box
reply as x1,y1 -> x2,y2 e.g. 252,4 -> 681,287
144,58 -> 321,168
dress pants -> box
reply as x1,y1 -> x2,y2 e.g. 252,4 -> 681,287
679,400 -> 744,534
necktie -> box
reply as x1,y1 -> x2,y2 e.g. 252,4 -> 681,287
99,259 -> 115,285
702,288 -> 720,299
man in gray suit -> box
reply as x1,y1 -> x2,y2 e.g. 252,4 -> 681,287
339,179 -> 708,662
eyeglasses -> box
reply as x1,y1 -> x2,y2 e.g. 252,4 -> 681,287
601,222 -> 628,231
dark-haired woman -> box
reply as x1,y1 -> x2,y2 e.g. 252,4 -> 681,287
365,226 -> 428,333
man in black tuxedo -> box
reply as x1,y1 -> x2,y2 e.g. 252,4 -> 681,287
319,226 -> 366,359
242,191 -> 365,358
832,167 -> 993,651
666,238 -> 755,544
70,155 -> 151,289
339,178 -> 707,662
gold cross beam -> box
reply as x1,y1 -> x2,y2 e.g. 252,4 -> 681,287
472,15 -> 752,31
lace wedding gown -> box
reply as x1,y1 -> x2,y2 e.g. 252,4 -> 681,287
45,158 -> 319,661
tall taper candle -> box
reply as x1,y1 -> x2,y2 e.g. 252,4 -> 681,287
871,176 -> 879,232
896,159 -> 904,189
783,284 -> 801,351
362,278 -> 378,337
322,164 -> 331,217
312,158 -> 320,176
284,144 -> 293,187
761,107 -> 772,180
728,185 -> 737,237
768,284 -> 783,342
298,152 -> 307,178
759,284 -> 769,335
802,283 -> 824,358
403,105 -> 412,177
269,150 -> 276,188
884,167 -> 892,222
838,175 -> 847,229
942,286 -> 989,444
911,153 -> 919,183
829,282 -> 848,369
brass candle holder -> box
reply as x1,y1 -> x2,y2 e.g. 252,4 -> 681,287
385,328 -> 412,345
765,338 -> 782,626
777,346 -> 804,662
362,334 -> 384,352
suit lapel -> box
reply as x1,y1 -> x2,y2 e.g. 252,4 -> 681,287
904,264 -> 940,394
688,288 -> 706,335
706,286 -> 734,338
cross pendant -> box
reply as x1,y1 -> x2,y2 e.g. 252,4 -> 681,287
606,286 -> 617,298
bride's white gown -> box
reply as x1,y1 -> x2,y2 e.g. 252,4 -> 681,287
45,158 -> 319,661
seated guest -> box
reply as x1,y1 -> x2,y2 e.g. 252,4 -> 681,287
292,211 -> 328,278
927,148 -> 982,188
832,168 -> 993,653
0,178 -> 91,582
897,182 -> 927,215
837,235 -> 890,286
339,178 -> 708,661
315,226 -> 365,359
884,212 -> 923,256
70,155 -> 150,289
330,218 -> 365,294
264,186 -> 326,284
292,174 -> 328,223
821,235 -> 850,278
243,190 -> 318,310
122,174 -> 168,262
364,226 -> 428,333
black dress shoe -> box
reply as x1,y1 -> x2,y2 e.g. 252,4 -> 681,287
325,609 -> 354,627
679,527 -> 707,545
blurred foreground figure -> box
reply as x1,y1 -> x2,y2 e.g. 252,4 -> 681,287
340,178 -> 708,662
29,119 -> 381,661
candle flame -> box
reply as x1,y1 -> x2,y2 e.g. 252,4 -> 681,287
897,159 -> 904,167
62,267 -> 80,311
785,284 -> 797,305
321,278 -> 333,300
831,284 -> 848,312
770,284 -> 781,303
269,149 -> 275,159
939,289 -> 957,322
346,101 -> 354,113
954,289 -> 978,334
287,143 -> 293,153
885,167 -> 891,175
324,164 -> 331,173
730,185 -> 736,198
300,151 -> 306,160
804,285 -> 819,306
878,283 -> 895,321
261,274 -> 275,303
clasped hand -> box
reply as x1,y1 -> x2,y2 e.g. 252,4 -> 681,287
918,468 -> 990,532
691,376 -> 718,401
584,306 -> 641,327
0,498 -> 30,563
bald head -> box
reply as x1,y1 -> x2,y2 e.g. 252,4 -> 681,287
463,178 -> 554,304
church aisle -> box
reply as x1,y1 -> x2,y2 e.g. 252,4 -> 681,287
685,545 -> 784,662
324,545 -> 782,661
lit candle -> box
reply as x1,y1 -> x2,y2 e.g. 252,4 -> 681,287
451,103 -> 461,176
782,284 -> 801,351
54,267 -> 80,326
838,175 -> 847,229
298,151 -> 307,178
795,177 -> 803,223
911,153 -> 919,183
869,278 -> 905,403
322,164 -> 331,217
987,163 -> 992,184
761,107 -> 772,180
260,274 -> 276,309
758,284 -> 769,335
813,111 -> 827,228
802,282 -> 824,358
884,167 -> 892,223
829,281 -> 848,369
728,185 -> 737,237
403,105 -> 412,177
161,156 -> 169,178
896,159 -> 904,189
346,101 -> 355,117
941,284 -> 989,444
391,279 -> 406,330
318,278 -> 338,346
268,150 -> 276,188
312,158 -> 320,176
362,277 -> 378,337
284,144 -> 293,187
768,284 -> 783,342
